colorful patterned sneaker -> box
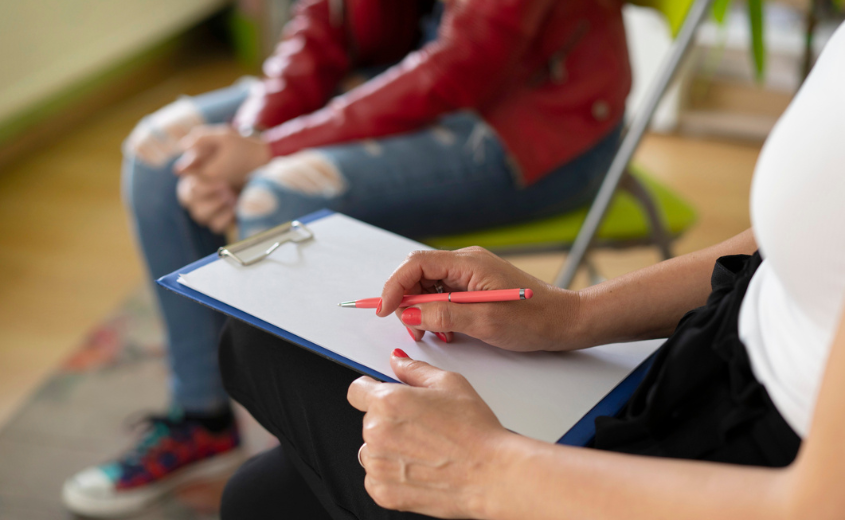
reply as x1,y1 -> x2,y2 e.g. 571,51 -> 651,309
62,410 -> 242,517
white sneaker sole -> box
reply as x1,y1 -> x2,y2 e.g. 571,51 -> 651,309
62,449 -> 245,518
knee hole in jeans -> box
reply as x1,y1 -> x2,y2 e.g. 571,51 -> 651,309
258,151 -> 348,198
237,185 -> 279,219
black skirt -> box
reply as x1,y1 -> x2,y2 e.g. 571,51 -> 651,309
592,252 -> 801,467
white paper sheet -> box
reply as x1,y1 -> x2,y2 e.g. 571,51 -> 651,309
179,213 -> 663,443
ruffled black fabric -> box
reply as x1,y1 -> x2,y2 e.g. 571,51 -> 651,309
592,253 -> 801,467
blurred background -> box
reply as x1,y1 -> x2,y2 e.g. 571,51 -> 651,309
0,0 -> 842,518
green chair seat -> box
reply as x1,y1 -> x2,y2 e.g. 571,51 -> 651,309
422,164 -> 697,252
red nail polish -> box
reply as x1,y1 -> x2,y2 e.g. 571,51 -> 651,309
435,332 -> 448,343
406,327 -> 417,341
401,308 -> 421,326
393,348 -> 410,358
376,300 -> 382,314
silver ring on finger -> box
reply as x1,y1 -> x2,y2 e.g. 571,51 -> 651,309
358,443 -> 367,468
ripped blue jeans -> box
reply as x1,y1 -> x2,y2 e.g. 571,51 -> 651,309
123,82 -> 620,413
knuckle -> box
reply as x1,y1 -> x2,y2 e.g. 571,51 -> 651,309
347,379 -> 364,403
406,249 -> 428,261
367,479 -> 396,509
404,360 -> 431,380
377,387 -> 405,413
185,127 -> 204,140
367,457 -> 393,477
403,249 -> 430,269
437,370 -> 465,388
430,304 -> 454,331
370,385 -> 399,411
463,245 -> 488,255
375,487 -> 401,510
362,420 -> 388,445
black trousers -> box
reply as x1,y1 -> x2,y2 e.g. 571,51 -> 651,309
593,253 -> 801,466
219,318 -> 434,520
219,253 -> 801,519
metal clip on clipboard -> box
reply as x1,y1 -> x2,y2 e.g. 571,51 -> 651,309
217,220 -> 314,266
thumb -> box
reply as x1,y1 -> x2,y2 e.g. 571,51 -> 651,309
389,349 -> 445,388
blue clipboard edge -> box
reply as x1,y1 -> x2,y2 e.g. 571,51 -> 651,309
156,207 -> 660,446
156,208 -> 400,386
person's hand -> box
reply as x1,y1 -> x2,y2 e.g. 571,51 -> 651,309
377,247 -> 584,352
348,350 -> 512,519
124,98 -> 205,167
175,125 -> 272,188
176,174 -> 237,234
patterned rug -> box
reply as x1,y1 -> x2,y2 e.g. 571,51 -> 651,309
0,288 -> 274,520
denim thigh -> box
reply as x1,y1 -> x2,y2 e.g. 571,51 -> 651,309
238,112 -> 620,239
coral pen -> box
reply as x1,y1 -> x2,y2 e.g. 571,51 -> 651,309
338,288 -> 533,308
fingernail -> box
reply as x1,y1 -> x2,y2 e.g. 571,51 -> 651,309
401,308 -> 421,326
376,300 -> 382,314
392,348 -> 410,358
435,332 -> 448,343
406,327 -> 417,341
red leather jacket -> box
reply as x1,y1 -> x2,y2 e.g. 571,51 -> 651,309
234,0 -> 631,186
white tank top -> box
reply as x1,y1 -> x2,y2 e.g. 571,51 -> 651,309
738,22 -> 845,438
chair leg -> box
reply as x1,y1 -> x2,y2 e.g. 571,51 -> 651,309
568,172 -> 672,288
552,0 -> 715,289
618,171 -> 674,261
585,258 -> 606,286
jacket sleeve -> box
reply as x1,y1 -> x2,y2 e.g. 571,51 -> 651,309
232,0 -> 350,132
262,0 -> 558,157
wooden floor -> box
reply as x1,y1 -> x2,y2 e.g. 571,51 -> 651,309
0,54 -> 769,429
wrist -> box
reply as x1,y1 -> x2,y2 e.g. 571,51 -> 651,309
474,432 -> 554,520
470,430 -> 525,520
545,287 -> 591,351
255,137 -> 272,165
232,137 -> 273,188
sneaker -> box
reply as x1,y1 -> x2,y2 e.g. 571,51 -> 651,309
62,411 -> 242,517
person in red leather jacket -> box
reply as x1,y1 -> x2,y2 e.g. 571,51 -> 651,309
62,1 -> 631,516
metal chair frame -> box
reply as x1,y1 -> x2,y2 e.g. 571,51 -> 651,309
553,0 -> 715,288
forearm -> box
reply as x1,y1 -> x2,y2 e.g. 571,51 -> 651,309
480,433 -> 793,520
570,229 -> 757,347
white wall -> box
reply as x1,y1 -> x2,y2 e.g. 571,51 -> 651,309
0,0 -> 227,124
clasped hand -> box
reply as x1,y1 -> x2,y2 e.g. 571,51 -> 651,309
171,125 -> 270,233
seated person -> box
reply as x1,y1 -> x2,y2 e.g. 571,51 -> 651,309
215,20 -> 845,520
63,0 -> 631,515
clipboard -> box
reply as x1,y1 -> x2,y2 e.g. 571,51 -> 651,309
157,209 -> 660,447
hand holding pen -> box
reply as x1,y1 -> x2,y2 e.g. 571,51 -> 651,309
341,289 -> 533,343
362,247 -> 581,352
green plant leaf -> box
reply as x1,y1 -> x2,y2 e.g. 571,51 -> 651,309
748,0 -> 766,81
712,0 -> 732,23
